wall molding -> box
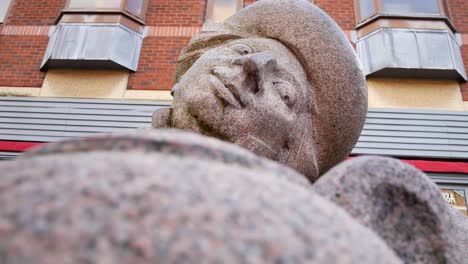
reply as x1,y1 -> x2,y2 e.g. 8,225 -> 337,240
0,25 -> 50,35
146,26 -> 200,37
1,25 -> 465,46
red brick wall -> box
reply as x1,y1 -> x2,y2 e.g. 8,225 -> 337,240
0,35 -> 48,87
145,0 -> 206,27
243,1 -> 354,30
460,45 -> 468,101
128,37 -> 191,91
128,0 -> 206,90
0,0 -> 62,87
129,0 -> 358,91
447,0 -> 468,100
6,0 -> 64,26
447,0 -> 467,33
314,0 -> 356,30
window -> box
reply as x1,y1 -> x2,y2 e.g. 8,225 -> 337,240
207,0 -> 243,23
64,0 -> 148,20
357,0 -> 447,22
354,0 -> 466,81
67,0 -> 122,9
358,0 -> 376,21
126,0 -> 144,17
0,0 -> 13,23
42,0 -> 148,71
381,0 -> 440,15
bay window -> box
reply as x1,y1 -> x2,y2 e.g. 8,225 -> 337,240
381,0 -> 441,15
126,0 -> 145,17
41,0 -> 149,72
357,0 -> 448,23
354,0 -> 466,82
63,0 -> 148,21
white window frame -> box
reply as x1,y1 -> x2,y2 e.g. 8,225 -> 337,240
0,0 -> 14,23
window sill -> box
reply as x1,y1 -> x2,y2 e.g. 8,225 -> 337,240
57,9 -> 145,26
356,13 -> 456,33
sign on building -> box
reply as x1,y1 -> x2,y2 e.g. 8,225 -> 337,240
441,189 -> 468,216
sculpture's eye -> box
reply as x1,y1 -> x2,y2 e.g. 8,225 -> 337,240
231,43 -> 254,55
273,81 -> 296,108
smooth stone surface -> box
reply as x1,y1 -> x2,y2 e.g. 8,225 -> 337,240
313,156 -> 468,264
0,130 -> 401,263
154,0 -> 367,182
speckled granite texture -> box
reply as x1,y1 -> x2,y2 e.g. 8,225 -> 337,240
313,156 -> 468,263
153,0 -> 367,182
1,0 -> 465,263
0,130 -> 400,263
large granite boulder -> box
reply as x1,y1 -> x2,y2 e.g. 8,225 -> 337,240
313,156 -> 468,263
0,130 -> 400,263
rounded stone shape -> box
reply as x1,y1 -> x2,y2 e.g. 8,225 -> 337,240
0,130 -> 400,263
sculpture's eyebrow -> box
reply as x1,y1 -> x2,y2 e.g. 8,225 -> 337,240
276,67 -> 303,93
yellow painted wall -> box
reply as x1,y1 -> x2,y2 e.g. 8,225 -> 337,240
41,69 -> 129,99
1,75 -> 464,108
0,69 -> 173,101
367,78 -> 464,111
0,87 -> 40,97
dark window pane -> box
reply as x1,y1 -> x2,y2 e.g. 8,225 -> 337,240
359,0 -> 376,21
127,0 -> 144,17
381,0 -> 440,15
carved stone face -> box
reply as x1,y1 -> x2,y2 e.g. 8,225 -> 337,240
154,38 -> 319,179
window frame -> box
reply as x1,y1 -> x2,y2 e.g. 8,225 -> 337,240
62,0 -> 149,24
354,0 -> 450,26
0,0 -> 14,24
206,0 -> 244,23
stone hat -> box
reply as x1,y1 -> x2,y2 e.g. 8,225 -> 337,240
175,0 -> 367,175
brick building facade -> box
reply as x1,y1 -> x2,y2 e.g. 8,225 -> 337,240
1,1 -> 466,102
0,0 -> 285,96
0,0 -> 468,214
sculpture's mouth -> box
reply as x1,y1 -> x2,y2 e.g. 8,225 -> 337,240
210,74 -> 245,109
235,134 -> 279,161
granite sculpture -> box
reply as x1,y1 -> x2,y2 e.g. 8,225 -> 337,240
0,130 -> 402,263
152,0 -> 367,182
0,0 -> 466,263
314,156 -> 468,263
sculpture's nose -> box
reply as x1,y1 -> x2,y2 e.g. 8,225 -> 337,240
233,52 -> 277,75
233,52 -> 277,94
